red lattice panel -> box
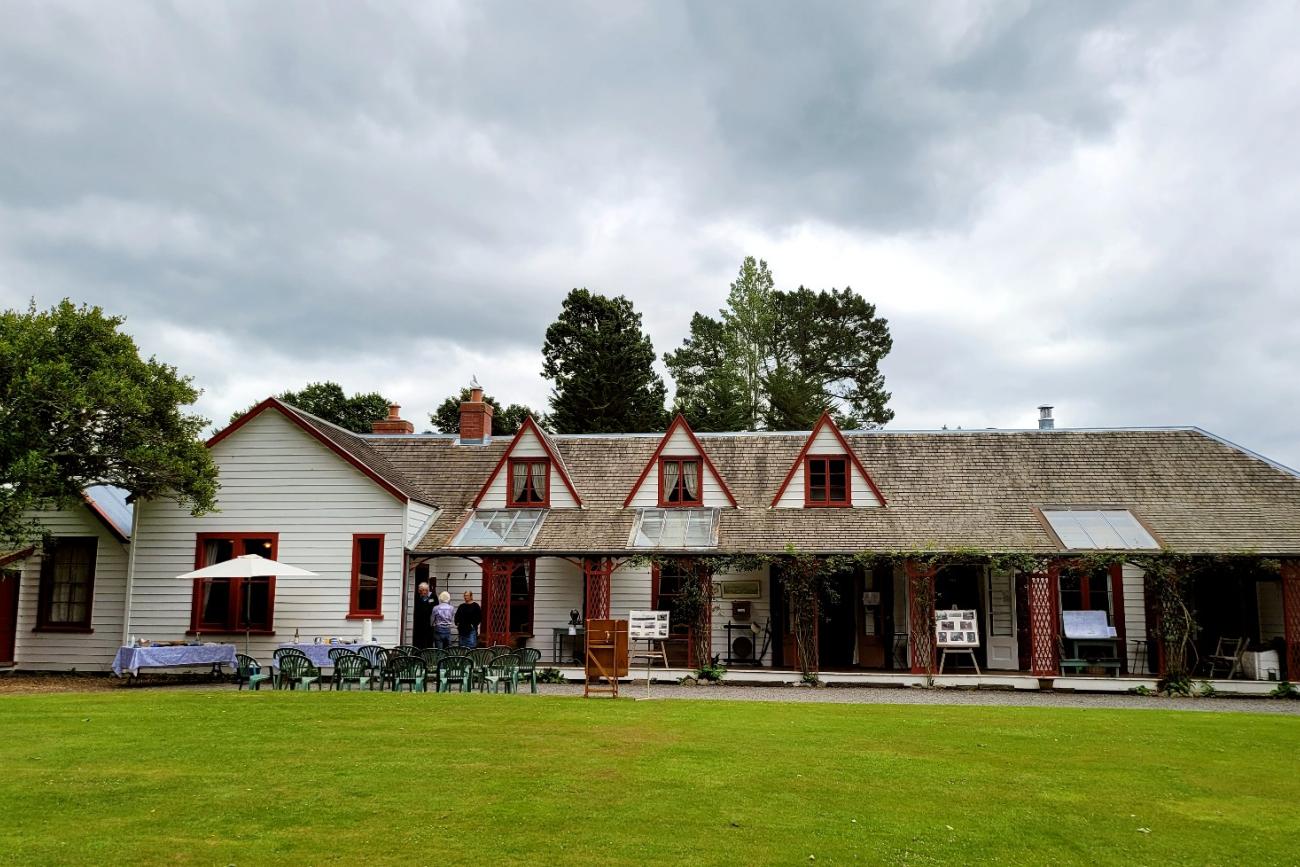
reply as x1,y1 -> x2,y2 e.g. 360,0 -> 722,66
906,561 -> 936,674
484,560 -> 511,644
584,558 -> 612,620
1282,560 -> 1300,679
1027,569 -> 1059,677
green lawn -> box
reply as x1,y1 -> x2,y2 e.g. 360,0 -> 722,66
0,691 -> 1296,865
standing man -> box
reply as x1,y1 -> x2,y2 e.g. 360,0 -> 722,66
432,591 -> 456,649
456,590 -> 483,648
413,582 -> 434,649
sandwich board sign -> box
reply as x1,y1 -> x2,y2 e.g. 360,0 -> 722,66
935,609 -> 980,647
629,610 -> 670,640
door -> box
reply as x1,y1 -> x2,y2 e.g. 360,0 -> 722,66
0,569 -> 19,664
985,570 -> 1018,670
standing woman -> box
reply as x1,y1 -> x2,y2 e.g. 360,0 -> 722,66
432,591 -> 456,649
413,582 -> 435,649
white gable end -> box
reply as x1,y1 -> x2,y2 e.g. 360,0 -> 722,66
775,425 -> 883,509
628,429 -> 731,508
478,426 -> 578,508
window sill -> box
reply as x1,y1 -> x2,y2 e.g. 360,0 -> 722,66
187,629 -> 276,636
33,625 -> 94,634
345,613 -> 384,621
658,502 -> 704,509
804,503 -> 852,509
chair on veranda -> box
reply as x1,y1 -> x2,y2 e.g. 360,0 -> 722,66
235,654 -> 272,691
1205,637 -> 1246,679
278,653 -> 323,691
514,647 -> 541,694
437,655 -> 474,693
390,656 -> 428,693
480,654 -> 519,694
333,653 -> 374,691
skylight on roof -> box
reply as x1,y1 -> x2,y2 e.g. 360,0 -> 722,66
630,508 -> 719,549
452,509 -> 546,548
1042,509 -> 1159,550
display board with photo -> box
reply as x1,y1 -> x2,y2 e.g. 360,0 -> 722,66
935,609 -> 980,647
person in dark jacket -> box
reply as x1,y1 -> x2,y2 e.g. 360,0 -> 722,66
412,582 -> 434,649
455,590 -> 483,648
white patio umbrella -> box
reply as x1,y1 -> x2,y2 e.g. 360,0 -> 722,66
177,554 -> 318,653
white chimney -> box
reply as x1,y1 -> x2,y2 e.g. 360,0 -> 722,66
1038,405 -> 1054,430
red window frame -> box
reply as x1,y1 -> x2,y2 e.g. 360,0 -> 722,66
658,457 -> 703,507
506,458 -> 550,507
804,455 -> 851,507
348,534 -> 384,619
189,533 -> 279,635
35,536 -> 98,633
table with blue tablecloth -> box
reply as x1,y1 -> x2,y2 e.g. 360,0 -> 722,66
273,643 -> 365,669
112,644 -> 238,678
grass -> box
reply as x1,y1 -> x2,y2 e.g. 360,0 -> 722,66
0,691 -> 1297,865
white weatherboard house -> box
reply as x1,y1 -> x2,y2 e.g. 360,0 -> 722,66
3,388 -> 1299,686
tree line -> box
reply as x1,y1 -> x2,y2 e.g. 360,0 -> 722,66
290,256 -> 893,436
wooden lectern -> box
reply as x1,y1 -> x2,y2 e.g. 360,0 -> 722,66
584,619 -> 629,698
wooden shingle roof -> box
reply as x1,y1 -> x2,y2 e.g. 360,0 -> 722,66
362,427 -> 1300,556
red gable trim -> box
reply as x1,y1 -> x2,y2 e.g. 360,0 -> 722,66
0,547 -> 34,568
769,412 -> 887,507
622,414 -> 739,508
207,397 -> 409,505
471,416 -> 583,508
80,492 -> 130,542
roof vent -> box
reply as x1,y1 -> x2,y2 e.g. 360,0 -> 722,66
1038,405 -> 1055,431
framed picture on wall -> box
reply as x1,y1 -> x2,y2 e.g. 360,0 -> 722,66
718,579 -> 762,599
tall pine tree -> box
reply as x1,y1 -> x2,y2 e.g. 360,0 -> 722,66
541,289 -> 669,433
663,313 -> 750,432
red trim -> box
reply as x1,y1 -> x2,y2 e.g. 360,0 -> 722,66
80,492 -> 130,542
1108,563 -> 1128,675
0,548 -> 34,569
348,533 -> 384,618
472,416 -> 583,508
190,533 -> 279,633
622,414 -> 738,508
657,457 -> 704,507
481,557 -> 536,642
770,412 -> 885,507
207,398 -> 411,505
505,458 -> 551,508
803,454 -> 852,507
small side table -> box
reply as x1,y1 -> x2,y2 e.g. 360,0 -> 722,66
551,626 -> 585,664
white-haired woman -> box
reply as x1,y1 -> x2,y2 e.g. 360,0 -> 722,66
432,591 -> 456,649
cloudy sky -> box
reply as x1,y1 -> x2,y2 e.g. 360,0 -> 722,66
2,2 -> 1298,465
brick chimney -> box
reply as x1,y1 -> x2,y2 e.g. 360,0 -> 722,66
371,404 -> 414,435
459,382 -> 494,444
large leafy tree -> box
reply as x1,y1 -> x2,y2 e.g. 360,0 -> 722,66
0,300 -> 218,548
664,259 -> 894,431
430,388 -> 538,436
230,382 -> 391,433
541,289 -> 669,434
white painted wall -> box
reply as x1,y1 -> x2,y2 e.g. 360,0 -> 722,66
13,504 -> 129,671
1121,563 -> 1149,671
406,502 -> 437,548
127,408 -> 409,661
477,426 -> 578,508
627,428 -> 731,508
1258,580 -> 1285,641
774,426 -> 882,509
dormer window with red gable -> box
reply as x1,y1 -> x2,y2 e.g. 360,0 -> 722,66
507,458 -> 549,507
805,456 -> 850,507
659,458 -> 702,506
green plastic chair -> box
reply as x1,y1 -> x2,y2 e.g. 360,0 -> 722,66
332,653 -> 374,690
437,656 -> 474,692
418,649 -> 442,687
327,647 -> 354,664
235,654 -> 272,691
278,653 -> 323,691
395,644 -> 420,657
356,645 -> 388,689
514,647 -> 541,694
391,655 -> 428,693
468,648 -> 495,688
481,654 -> 519,694
272,647 -> 310,690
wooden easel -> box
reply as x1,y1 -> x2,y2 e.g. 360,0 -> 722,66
938,648 -> 980,674
584,619 -> 628,698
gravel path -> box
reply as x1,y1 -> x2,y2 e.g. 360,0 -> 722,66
531,682 -> 1300,715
